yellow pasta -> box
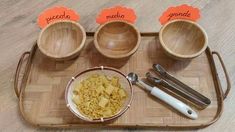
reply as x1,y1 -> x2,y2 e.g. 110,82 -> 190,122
72,74 -> 127,119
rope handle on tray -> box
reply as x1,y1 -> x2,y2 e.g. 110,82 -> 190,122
14,51 -> 30,98
212,51 -> 231,100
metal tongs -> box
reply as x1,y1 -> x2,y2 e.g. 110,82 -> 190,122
146,64 -> 211,109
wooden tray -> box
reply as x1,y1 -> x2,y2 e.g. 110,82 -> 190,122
14,33 -> 231,129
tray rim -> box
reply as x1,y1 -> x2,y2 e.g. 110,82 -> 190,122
16,32 -> 226,129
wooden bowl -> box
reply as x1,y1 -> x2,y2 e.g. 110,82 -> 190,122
94,20 -> 141,59
65,66 -> 133,122
37,20 -> 86,61
159,19 -> 208,60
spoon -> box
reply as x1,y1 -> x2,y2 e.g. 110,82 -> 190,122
127,72 -> 198,120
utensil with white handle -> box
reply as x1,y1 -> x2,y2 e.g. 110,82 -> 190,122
127,72 -> 198,120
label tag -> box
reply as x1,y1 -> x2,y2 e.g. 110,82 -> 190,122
96,5 -> 136,24
37,6 -> 80,28
159,4 -> 200,25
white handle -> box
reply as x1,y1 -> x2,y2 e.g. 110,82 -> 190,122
137,80 -> 152,91
150,87 -> 198,119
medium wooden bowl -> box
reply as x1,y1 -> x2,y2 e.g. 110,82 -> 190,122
37,20 -> 86,61
94,20 -> 141,59
65,66 -> 133,122
159,19 -> 208,60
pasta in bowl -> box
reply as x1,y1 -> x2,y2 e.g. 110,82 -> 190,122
65,66 -> 133,122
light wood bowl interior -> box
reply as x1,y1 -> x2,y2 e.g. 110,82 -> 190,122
94,20 -> 140,59
38,20 -> 86,61
159,19 -> 208,60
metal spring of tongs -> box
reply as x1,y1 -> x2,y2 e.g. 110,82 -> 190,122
146,64 -> 211,109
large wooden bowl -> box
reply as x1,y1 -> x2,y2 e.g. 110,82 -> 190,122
94,20 -> 141,59
159,19 -> 208,60
37,20 -> 86,61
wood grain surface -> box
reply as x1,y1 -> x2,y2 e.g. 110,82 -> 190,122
94,20 -> 140,59
159,19 -> 207,60
37,20 -> 86,61
19,36 -> 220,128
0,0 -> 234,132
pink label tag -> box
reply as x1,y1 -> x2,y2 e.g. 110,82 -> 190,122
159,4 -> 200,25
96,6 -> 137,24
37,6 -> 80,28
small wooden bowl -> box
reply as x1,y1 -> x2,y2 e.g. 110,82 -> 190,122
159,19 -> 208,60
94,20 -> 141,59
37,20 -> 86,61
65,66 -> 133,122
